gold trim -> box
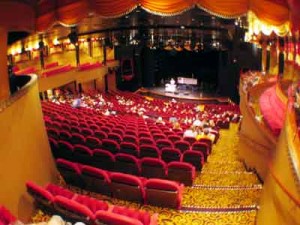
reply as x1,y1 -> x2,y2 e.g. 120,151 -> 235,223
95,5 -> 138,19
0,74 -> 37,114
140,5 -> 195,17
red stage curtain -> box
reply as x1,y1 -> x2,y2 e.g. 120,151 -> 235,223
250,0 -> 289,26
56,0 -> 89,25
197,0 -> 248,18
93,0 -> 137,18
140,0 -> 195,15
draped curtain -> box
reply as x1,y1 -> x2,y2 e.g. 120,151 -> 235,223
197,0 -> 248,18
35,0 -> 300,33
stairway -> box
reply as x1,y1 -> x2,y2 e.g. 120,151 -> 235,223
175,123 -> 261,224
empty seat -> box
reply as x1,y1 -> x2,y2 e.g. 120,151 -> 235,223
152,133 -> 167,141
140,144 -> 160,159
139,137 -> 155,145
110,172 -> 145,203
123,135 -> 139,145
112,206 -> 152,225
120,142 -> 139,157
198,138 -> 212,153
94,130 -> 108,140
156,139 -> 173,150
53,196 -> 95,224
47,127 -> 59,139
59,130 -> 72,141
70,125 -> 81,134
174,140 -> 190,153
191,142 -> 209,161
138,132 -> 152,139
182,150 -> 204,171
167,162 -> 195,186
95,210 -> 143,225
81,128 -> 94,136
74,194 -> 109,213
57,140 -> 74,160
183,136 -> 196,145
85,136 -> 101,149
140,157 -> 167,179
112,128 -> 125,137
125,130 -> 138,137
92,149 -> 115,171
144,179 -> 183,209
70,133 -> 86,145
102,138 -> 120,154
81,165 -> 111,196
115,153 -> 140,176
56,159 -> 83,187
108,132 -> 123,143
73,144 -> 93,165
26,181 -> 53,209
161,148 -> 181,163
49,137 -> 59,158
168,135 -> 182,143
45,183 -> 74,199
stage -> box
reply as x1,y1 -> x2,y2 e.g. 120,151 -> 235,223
137,86 -> 230,104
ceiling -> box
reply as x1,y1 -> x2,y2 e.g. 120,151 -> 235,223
10,7 -> 245,50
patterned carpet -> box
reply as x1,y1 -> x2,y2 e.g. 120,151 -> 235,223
32,123 -> 261,225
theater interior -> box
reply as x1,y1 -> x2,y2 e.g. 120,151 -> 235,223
0,1 -> 299,225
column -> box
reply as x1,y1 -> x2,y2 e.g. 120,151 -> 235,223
0,26 -> 9,100
261,40 -> 268,72
102,39 -> 107,65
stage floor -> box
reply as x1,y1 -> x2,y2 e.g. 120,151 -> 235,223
137,87 -> 230,104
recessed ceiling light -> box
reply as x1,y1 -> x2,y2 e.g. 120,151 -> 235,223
180,25 -> 185,29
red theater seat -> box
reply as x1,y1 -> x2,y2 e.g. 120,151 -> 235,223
70,133 -> 86,145
115,153 -> 141,176
94,130 -> 108,140
174,140 -> 190,153
156,139 -> 173,150
167,162 -> 195,186
182,151 -> 204,171
73,195 -> 109,213
112,206 -> 152,225
120,142 -> 140,157
81,165 -> 111,196
110,172 -> 145,203
85,136 -> 102,150
140,157 -> 167,179
56,159 -> 83,187
191,142 -> 209,161
26,181 -> 54,208
45,183 -> 74,199
53,196 -> 95,224
144,179 -> 183,209
102,138 -> 120,154
57,140 -> 74,160
140,144 -> 160,159
73,144 -> 93,164
161,147 -> 181,163
139,137 -> 155,145
95,210 -> 143,225
92,149 -> 115,171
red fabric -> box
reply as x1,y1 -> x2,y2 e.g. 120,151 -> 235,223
0,206 -> 16,225
145,178 -> 180,191
110,172 -> 143,187
81,165 -> 111,181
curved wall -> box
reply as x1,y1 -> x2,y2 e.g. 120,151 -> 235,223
238,80 -> 277,179
0,75 -> 58,222
256,103 -> 300,225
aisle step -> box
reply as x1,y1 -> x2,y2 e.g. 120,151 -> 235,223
194,171 -> 261,187
182,187 -> 261,209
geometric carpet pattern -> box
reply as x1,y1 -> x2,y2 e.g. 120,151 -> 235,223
32,124 -> 261,225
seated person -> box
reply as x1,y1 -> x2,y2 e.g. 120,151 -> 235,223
183,129 -> 197,138
72,96 -> 81,108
